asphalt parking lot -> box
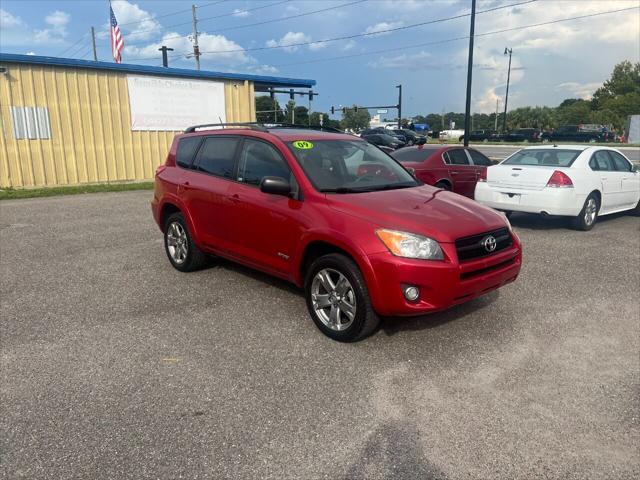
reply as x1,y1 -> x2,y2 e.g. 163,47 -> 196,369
1,191 -> 639,479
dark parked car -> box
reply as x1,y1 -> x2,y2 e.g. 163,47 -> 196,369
362,133 -> 405,150
541,125 -> 613,143
458,129 -> 499,143
151,124 -> 521,341
500,128 -> 542,143
392,145 -> 493,198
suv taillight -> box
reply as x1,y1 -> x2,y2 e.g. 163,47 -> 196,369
477,168 -> 487,182
546,170 -> 573,188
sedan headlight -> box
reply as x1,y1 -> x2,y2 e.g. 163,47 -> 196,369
376,229 -> 444,260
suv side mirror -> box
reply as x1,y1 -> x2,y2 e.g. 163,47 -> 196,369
260,176 -> 291,196
632,164 -> 639,172
416,137 -> 426,145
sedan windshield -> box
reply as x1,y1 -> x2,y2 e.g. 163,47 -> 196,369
503,149 -> 581,167
287,139 -> 419,193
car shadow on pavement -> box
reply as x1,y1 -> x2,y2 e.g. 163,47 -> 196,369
208,256 -> 303,296
380,291 -> 499,337
508,211 -> 632,230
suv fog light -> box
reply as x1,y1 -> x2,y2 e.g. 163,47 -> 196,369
403,286 -> 420,301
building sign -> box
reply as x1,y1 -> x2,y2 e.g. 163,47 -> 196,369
126,75 -> 226,131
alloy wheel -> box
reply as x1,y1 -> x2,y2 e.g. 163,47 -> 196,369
166,221 -> 188,264
584,198 -> 597,226
311,268 -> 357,331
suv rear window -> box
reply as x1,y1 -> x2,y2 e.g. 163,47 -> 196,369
503,149 -> 580,167
176,136 -> 202,169
194,137 -> 239,178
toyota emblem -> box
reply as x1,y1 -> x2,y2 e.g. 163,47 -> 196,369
482,235 -> 497,252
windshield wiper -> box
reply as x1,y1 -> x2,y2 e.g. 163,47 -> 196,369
320,187 -> 366,194
364,183 -> 417,192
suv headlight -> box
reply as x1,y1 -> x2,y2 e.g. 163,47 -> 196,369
376,229 -> 444,260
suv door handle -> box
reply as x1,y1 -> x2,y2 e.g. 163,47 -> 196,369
451,171 -> 460,175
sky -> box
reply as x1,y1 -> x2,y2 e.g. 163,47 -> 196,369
1,0 -> 639,119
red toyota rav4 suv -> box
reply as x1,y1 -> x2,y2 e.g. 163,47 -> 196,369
151,124 -> 522,342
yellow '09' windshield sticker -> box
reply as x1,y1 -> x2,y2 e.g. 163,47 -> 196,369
293,140 -> 314,149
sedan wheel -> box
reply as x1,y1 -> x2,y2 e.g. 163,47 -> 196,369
571,194 -> 599,231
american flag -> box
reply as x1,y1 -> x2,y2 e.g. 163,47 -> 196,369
110,5 -> 124,63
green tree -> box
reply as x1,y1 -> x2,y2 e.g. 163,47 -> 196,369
592,60 -> 640,108
284,100 -> 309,125
340,106 -> 371,131
255,95 -> 284,123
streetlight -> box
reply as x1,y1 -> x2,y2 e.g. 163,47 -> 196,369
502,47 -> 513,132
396,84 -> 402,129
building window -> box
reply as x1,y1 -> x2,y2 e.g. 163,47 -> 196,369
10,106 -> 51,139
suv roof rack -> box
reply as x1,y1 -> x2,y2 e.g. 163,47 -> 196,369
267,123 -> 346,134
184,122 -> 268,133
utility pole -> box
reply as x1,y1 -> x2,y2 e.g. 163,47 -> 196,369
90,27 -> 98,61
191,4 -> 201,70
502,47 -> 513,132
462,0 -> 476,147
158,46 -> 174,67
396,84 -> 402,129
494,99 -> 499,130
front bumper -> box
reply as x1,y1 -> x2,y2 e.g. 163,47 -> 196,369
366,238 -> 522,316
474,183 -> 584,216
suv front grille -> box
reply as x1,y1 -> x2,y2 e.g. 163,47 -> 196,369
455,228 -> 512,262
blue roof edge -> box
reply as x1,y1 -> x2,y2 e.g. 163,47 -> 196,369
0,53 -> 316,88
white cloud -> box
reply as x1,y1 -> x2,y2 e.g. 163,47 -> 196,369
556,82 -> 601,100
265,31 -> 322,53
368,51 -> 435,70
111,0 -> 161,41
342,40 -> 357,51
363,21 -> 403,37
0,8 -> 23,28
34,10 -> 71,43
45,10 -> 70,28
232,8 -> 250,18
124,32 -> 250,65
26,51 -> 36,56
248,64 -> 279,75
459,0 -> 640,112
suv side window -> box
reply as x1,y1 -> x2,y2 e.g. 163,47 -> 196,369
591,150 -> 614,171
609,151 -> 632,172
467,149 -> 491,166
448,149 -> 470,165
176,136 -> 202,169
194,137 -> 239,178
238,139 -> 290,186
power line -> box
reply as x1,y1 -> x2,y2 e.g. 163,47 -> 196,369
57,33 -> 89,57
161,0 -> 537,60
124,0 -> 292,46
272,5 -> 640,70
205,0 -> 367,35
118,0 -> 229,28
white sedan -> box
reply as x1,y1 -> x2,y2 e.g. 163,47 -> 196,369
474,146 -> 640,230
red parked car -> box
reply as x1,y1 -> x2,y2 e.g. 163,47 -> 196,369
151,124 -> 522,342
392,145 -> 493,198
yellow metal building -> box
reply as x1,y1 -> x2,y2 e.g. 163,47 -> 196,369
0,53 -> 315,189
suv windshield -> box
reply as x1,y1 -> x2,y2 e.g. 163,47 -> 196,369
503,149 -> 581,167
287,139 -> 419,193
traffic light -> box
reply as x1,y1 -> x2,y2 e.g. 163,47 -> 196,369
289,89 -> 295,100
269,90 -> 274,100
354,106 -> 358,113
342,107 -> 346,114
330,106 -> 335,115
308,90 -> 314,101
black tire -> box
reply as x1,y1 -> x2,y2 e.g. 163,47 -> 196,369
304,253 -> 380,342
571,194 -> 599,231
435,181 -> 452,191
164,212 -> 208,272
630,199 -> 640,216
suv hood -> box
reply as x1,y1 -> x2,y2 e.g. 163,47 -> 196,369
326,185 -> 508,243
